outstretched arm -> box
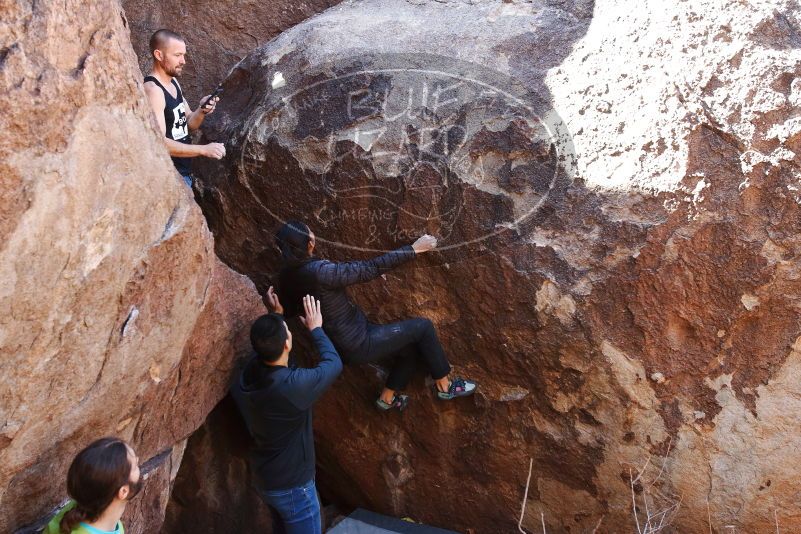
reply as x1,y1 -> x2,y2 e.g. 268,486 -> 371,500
285,295 -> 342,410
315,234 -> 438,289
285,328 -> 342,410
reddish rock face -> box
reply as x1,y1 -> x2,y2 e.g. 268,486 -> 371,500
0,1 -> 264,532
122,0 -> 342,104
161,396 -> 275,534
191,0 -> 801,531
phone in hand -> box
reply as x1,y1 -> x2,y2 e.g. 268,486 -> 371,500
203,86 -> 223,109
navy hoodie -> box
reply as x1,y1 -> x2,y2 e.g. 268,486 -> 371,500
230,327 -> 342,491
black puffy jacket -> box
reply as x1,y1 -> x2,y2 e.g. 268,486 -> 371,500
278,246 -> 416,356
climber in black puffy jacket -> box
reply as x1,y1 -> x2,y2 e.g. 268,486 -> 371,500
275,220 -> 476,411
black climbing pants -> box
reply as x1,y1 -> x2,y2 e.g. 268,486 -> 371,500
346,317 -> 452,391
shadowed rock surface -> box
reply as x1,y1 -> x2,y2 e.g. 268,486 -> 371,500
161,396 -> 274,534
190,0 -> 801,531
0,1 -> 264,532
122,0 -> 342,104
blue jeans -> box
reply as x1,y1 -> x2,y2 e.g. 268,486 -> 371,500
181,174 -> 193,187
259,479 -> 322,534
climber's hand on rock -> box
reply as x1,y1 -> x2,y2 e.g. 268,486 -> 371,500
299,294 -> 323,331
412,234 -> 437,253
202,142 -> 226,159
265,286 -> 283,315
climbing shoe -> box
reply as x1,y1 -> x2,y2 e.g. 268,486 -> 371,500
376,394 -> 409,412
436,377 -> 477,400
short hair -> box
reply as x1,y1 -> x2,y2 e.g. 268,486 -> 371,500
149,29 -> 184,55
250,313 -> 288,362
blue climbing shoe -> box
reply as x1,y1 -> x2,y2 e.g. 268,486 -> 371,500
436,377 -> 477,400
376,394 -> 409,412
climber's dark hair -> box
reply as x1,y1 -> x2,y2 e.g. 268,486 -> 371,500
275,221 -> 312,266
60,437 -> 133,534
251,313 -> 289,362
149,29 -> 184,56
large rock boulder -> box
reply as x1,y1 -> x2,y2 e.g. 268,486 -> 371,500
0,1 -> 263,532
194,0 -> 801,531
122,0 -> 342,104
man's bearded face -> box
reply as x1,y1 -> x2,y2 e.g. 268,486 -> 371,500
156,37 -> 186,77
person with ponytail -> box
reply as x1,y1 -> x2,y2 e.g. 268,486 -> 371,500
275,220 -> 476,412
45,437 -> 142,534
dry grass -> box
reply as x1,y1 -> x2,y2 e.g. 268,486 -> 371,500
515,437 -> 786,533
629,437 -> 683,534
518,458 -> 534,533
